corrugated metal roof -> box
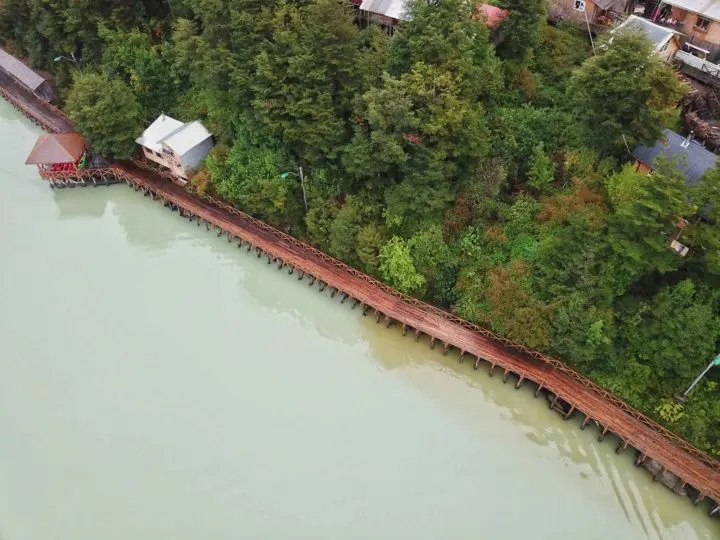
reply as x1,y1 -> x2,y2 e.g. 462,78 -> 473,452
25,133 -> 85,164
632,129 -> 718,186
359,0 -> 407,20
613,15 -> 677,52
135,114 -> 185,153
663,0 -> 720,22
0,48 -> 47,92
158,120 -> 212,156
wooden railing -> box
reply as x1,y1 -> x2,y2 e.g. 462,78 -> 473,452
3,79 -> 720,478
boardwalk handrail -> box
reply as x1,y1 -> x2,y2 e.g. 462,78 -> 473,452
123,165 -> 720,473
2,81 -> 719,477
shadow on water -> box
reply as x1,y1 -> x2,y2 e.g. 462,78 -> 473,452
358,317 -> 720,538
39,171 -> 720,538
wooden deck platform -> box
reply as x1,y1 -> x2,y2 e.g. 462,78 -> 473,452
2,79 -> 719,512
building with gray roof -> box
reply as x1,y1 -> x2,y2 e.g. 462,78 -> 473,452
632,129 -> 718,185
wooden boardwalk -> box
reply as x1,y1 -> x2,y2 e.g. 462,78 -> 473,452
2,81 -> 719,512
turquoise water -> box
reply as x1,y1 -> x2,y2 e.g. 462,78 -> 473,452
0,99 -> 717,539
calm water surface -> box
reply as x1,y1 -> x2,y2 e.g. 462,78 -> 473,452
0,100 -> 718,540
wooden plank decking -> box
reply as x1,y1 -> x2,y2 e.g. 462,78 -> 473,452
2,79 -> 719,509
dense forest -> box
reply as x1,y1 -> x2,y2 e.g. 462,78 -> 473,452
1,0 -> 719,454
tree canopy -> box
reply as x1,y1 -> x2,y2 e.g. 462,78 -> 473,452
4,0 -> 718,455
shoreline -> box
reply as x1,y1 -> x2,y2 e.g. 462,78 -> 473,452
1,84 -> 718,518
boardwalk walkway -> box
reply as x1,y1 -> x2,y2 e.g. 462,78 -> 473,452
2,80 -> 719,510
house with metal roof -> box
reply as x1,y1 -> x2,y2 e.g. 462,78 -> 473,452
654,0 -> 720,47
136,114 -> 213,181
612,15 -> 681,61
356,0 -> 407,32
0,48 -> 54,101
632,129 -> 718,185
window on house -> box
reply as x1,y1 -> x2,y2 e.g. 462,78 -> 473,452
695,16 -> 711,31
574,0 -> 585,10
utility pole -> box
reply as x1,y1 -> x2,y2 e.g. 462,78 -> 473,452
678,353 -> 720,401
53,52 -> 80,70
280,166 -> 308,213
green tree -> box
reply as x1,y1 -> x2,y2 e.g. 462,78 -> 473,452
497,0 -> 546,63
66,72 -> 142,159
606,161 -> 695,276
568,32 -> 684,160
379,236 -> 426,295
527,142 -> 555,192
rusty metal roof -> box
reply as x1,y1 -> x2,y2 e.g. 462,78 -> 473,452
25,133 -> 85,165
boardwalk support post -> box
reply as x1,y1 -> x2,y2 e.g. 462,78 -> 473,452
459,350 -> 465,364
550,395 -> 559,409
581,416 -> 591,430
385,315 -> 392,328
564,406 -> 575,420
503,369 -> 510,383
363,305 -> 370,316
298,271 -> 305,280
489,364 -> 495,377
442,342 -> 449,356
653,466 -> 665,483
515,377 -> 525,390
330,288 -> 336,298
352,299 -> 360,309
615,440 -> 628,454
474,357 -> 481,370
402,324 -> 408,336
430,337 -> 436,350
693,493 -> 705,506
598,426 -> 609,442
375,312 -> 382,323
308,277 -> 315,286
710,503 -> 719,517
415,329 -> 422,341
341,293 -> 349,304
288,266 -> 294,275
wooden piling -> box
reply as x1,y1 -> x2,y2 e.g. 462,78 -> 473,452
615,440 -> 628,454
581,416 -> 591,430
385,315 -> 392,328
474,356 -> 481,370
564,405 -> 575,420
458,350 -> 464,363
598,426 -> 609,442
503,369 -> 510,383
515,377 -> 525,390
402,324 -> 408,336
430,337 -> 436,349
341,293 -> 349,304
442,342 -> 449,356
415,329 -> 421,341
376,312 -> 382,323
489,363 -> 495,377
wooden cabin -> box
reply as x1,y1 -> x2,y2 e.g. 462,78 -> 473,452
25,133 -> 86,176
0,48 -> 55,102
612,15 -> 681,62
135,114 -> 214,182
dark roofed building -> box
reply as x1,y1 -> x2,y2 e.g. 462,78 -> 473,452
0,48 -> 54,101
632,129 -> 718,185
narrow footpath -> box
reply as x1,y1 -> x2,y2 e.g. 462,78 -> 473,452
3,82 -> 720,510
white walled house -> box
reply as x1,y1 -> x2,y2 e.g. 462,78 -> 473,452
136,114 -> 214,180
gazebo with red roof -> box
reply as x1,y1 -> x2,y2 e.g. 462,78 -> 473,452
25,133 -> 86,175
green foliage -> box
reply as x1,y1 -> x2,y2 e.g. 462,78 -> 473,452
66,72 -> 142,159
6,0 -> 719,454
379,236 -> 426,295
527,143 -> 555,192
497,0 -> 546,63
568,32 -> 684,157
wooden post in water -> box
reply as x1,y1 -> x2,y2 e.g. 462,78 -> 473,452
615,440 -> 628,454
474,356 -> 481,370
581,416 -> 591,430
564,405 -> 575,420
634,452 -> 646,467
442,342 -> 449,356
415,329 -> 422,341
516,377 -> 525,390
598,426 -> 609,442
503,369 -> 510,383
